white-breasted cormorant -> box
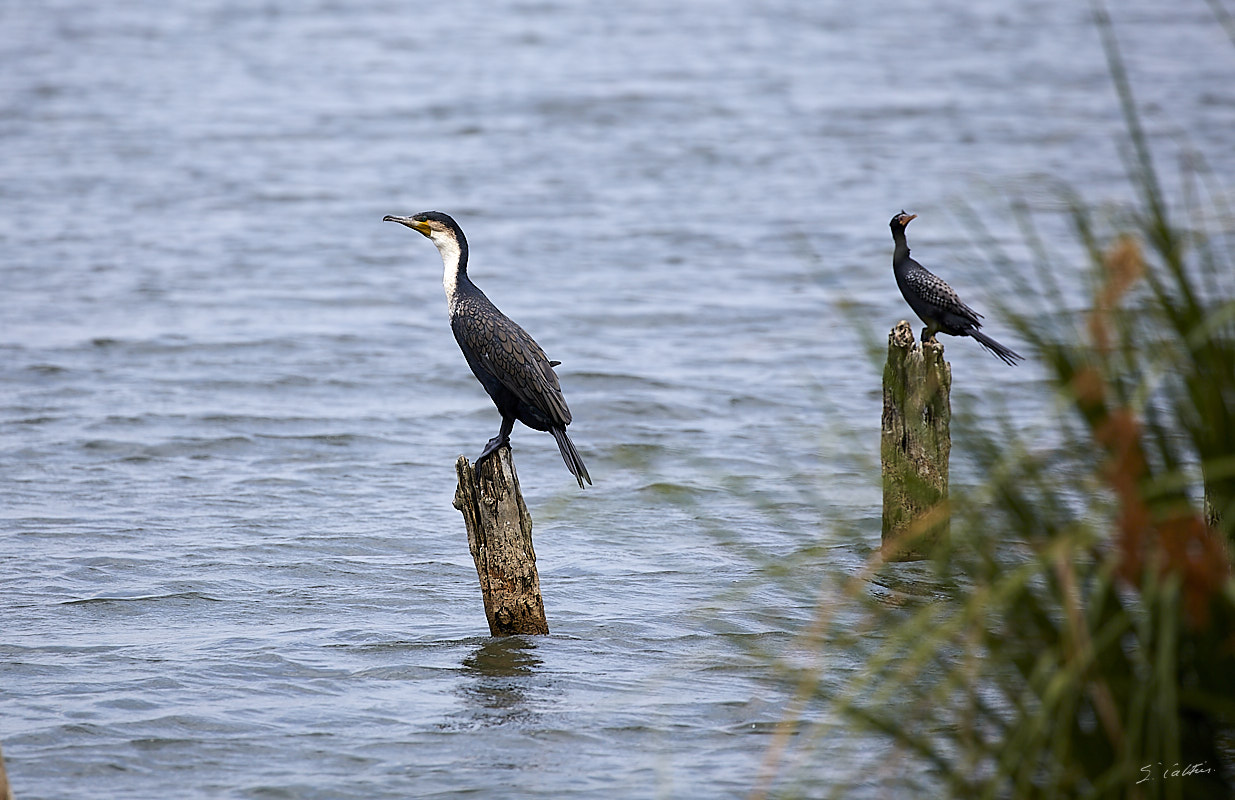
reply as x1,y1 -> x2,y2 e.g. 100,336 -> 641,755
384,211 -> 591,488
890,211 -> 1023,366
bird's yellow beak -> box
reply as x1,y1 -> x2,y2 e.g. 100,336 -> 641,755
383,215 -> 432,237
903,213 -> 917,225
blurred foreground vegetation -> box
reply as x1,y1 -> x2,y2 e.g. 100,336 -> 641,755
765,7 -> 1235,799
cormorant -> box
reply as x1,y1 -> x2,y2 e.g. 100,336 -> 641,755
384,211 -> 591,487
889,211 -> 1023,366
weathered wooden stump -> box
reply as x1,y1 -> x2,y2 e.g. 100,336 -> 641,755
0,742 -> 12,800
881,320 -> 951,561
453,445 -> 549,635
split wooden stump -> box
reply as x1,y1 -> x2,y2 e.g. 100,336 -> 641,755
453,445 -> 549,636
881,320 -> 951,561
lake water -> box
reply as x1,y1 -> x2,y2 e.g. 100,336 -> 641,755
2,1 -> 1232,797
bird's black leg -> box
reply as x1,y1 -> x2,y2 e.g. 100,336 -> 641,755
920,323 -> 940,345
478,415 -> 515,463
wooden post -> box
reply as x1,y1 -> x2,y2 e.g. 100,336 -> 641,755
881,320 -> 951,561
453,445 -> 549,635
1,742 -> 12,800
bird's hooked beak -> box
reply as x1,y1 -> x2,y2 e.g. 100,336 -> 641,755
901,212 -> 917,225
383,215 -> 432,237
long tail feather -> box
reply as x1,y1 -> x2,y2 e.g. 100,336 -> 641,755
969,328 -> 1024,366
551,427 -> 591,488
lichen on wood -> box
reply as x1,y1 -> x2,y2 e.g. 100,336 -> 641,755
453,445 -> 549,635
881,320 -> 951,561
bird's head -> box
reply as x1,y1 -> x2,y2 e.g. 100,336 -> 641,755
384,210 -> 464,244
384,210 -> 469,267
890,210 -> 917,233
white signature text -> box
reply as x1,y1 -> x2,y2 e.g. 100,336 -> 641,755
1137,762 -> 1214,784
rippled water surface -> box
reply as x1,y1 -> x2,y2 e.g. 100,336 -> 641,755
2,1 -> 1232,797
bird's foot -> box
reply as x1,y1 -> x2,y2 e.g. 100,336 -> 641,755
477,435 -> 510,463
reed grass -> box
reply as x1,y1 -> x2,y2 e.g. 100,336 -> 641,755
760,5 -> 1235,797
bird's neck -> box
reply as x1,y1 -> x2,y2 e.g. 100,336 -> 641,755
892,231 -> 911,267
433,236 -> 470,306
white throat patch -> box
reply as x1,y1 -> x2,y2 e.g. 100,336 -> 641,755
430,231 -> 463,302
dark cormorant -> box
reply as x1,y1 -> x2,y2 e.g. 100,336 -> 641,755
889,211 -> 1023,366
384,211 -> 591,488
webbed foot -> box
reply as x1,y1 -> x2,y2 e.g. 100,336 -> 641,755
478,435 -> 509,463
